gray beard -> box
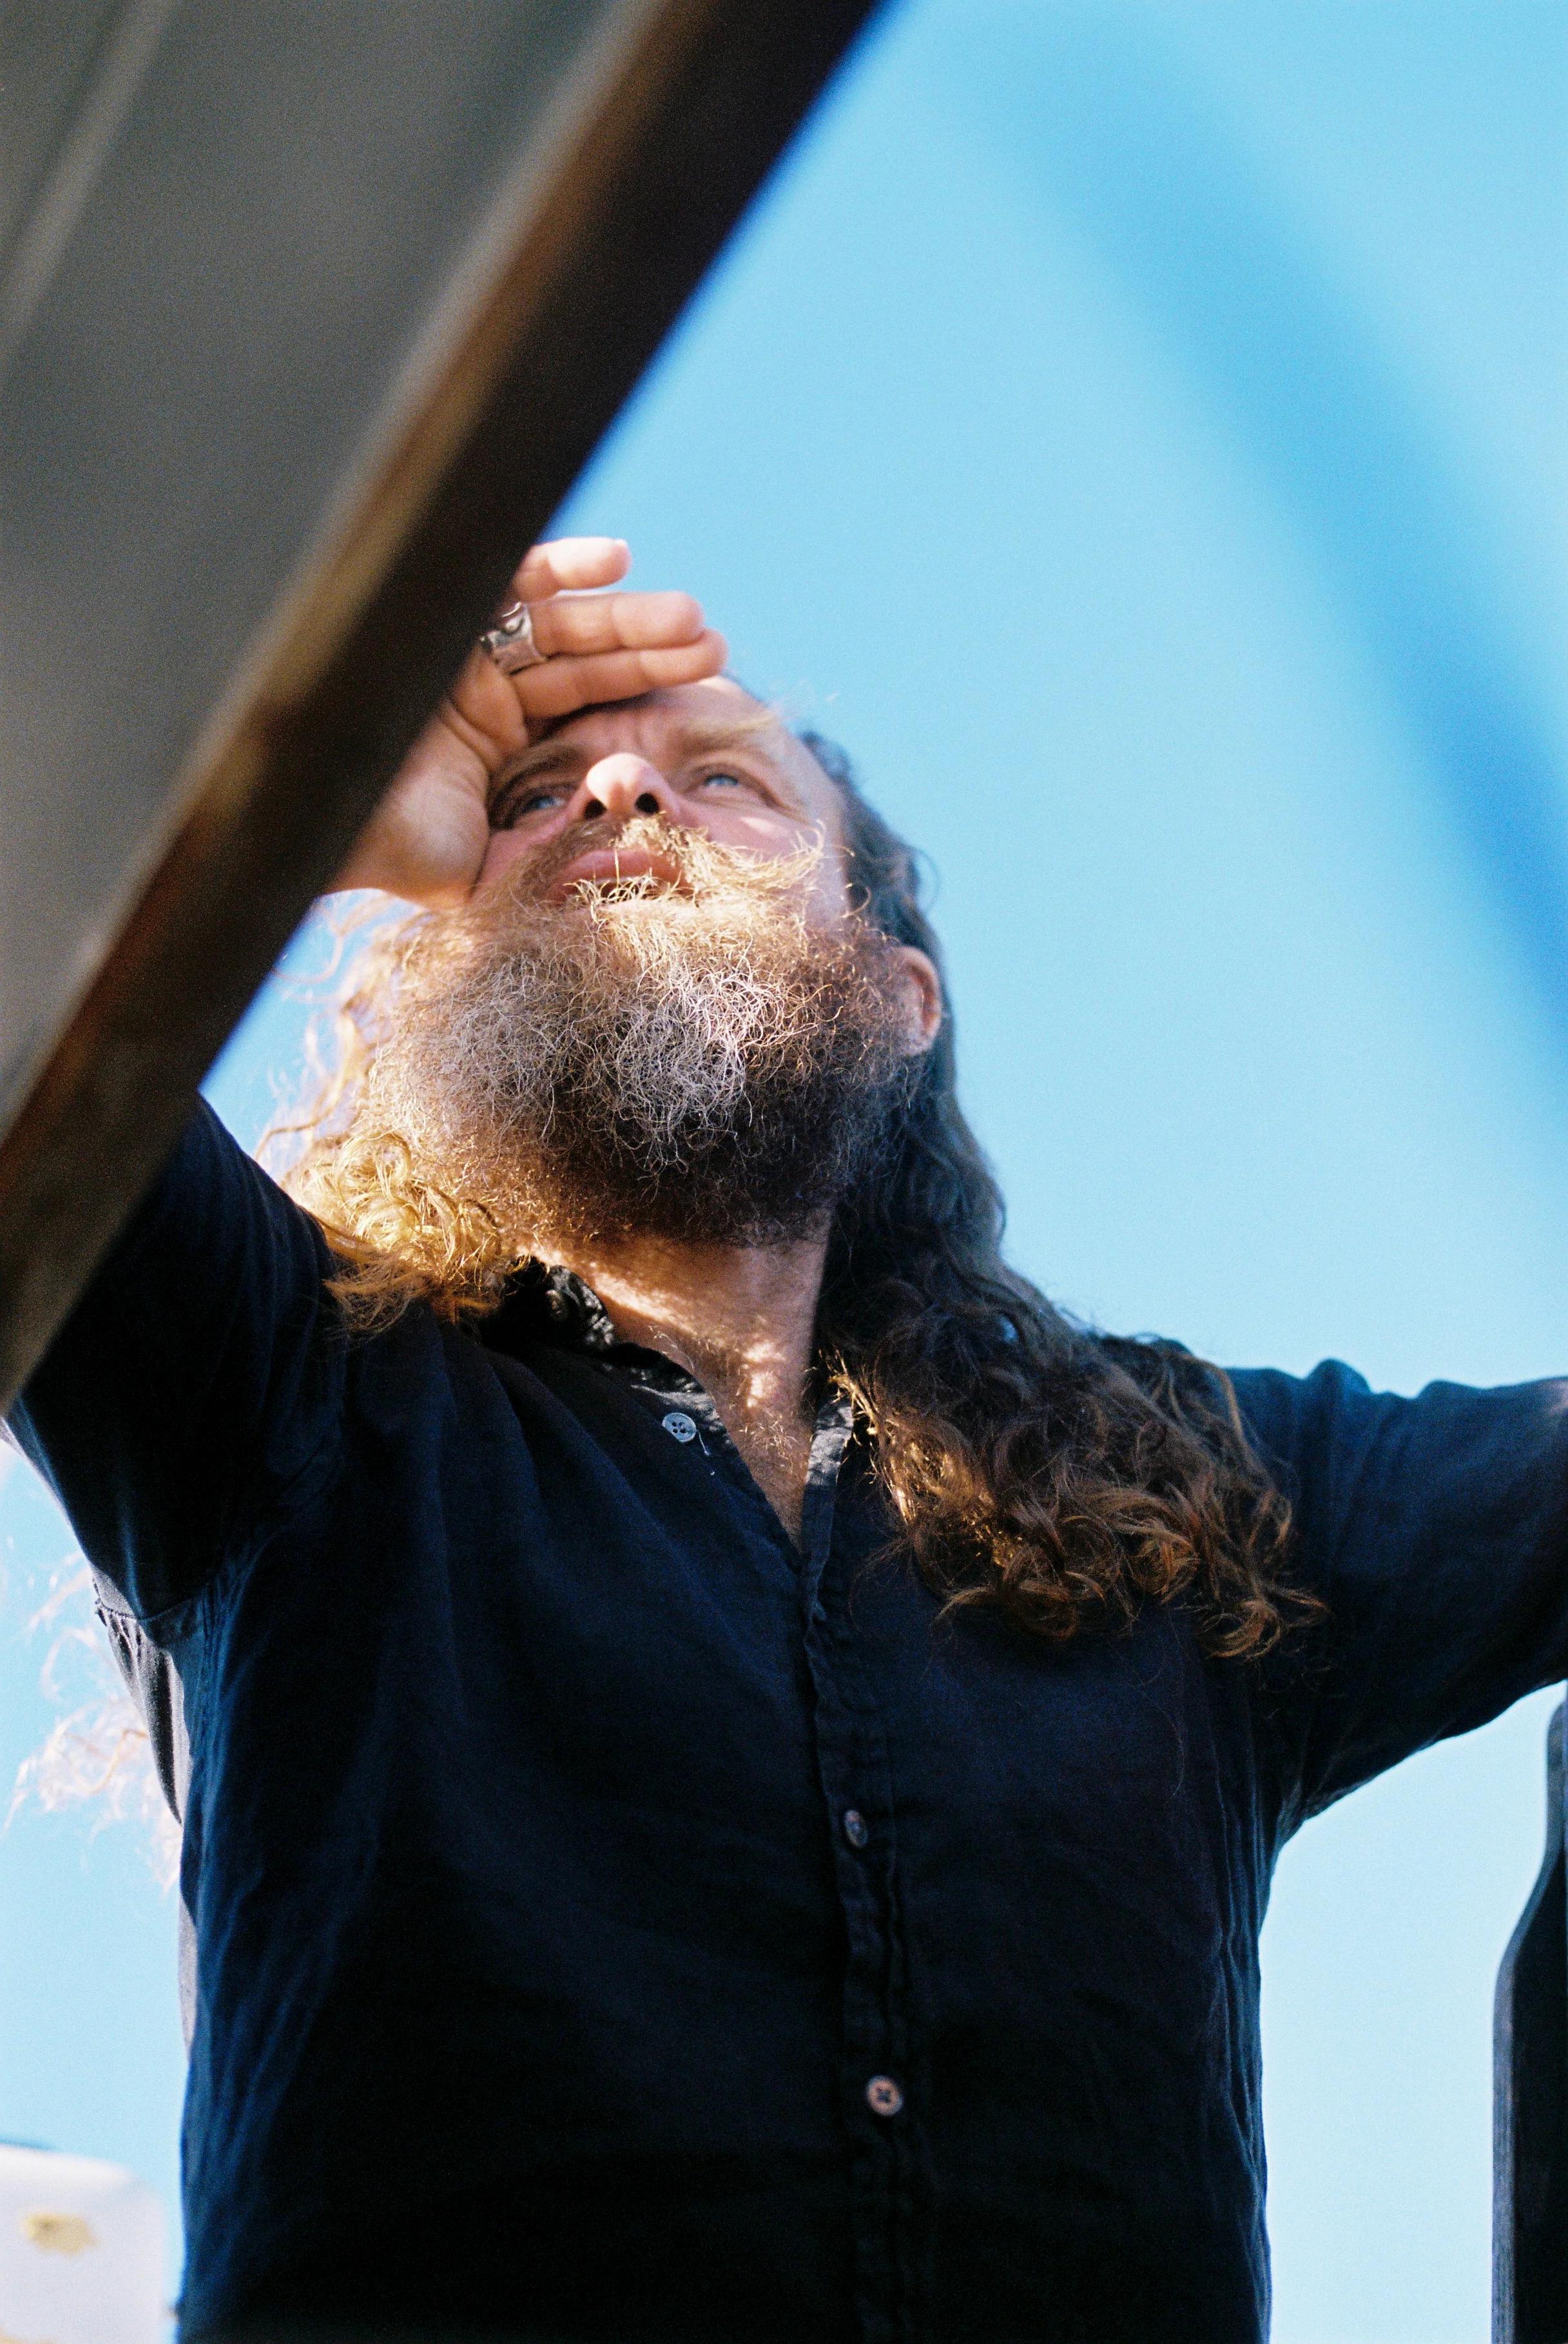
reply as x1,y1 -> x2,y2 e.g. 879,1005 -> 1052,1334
367,828 -> 916,1252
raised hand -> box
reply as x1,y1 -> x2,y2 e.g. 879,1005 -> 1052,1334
334,537 -> 726,906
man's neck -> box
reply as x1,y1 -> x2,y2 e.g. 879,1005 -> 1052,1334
555,1230 -> 829,1544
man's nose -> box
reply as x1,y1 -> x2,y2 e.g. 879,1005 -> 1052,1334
568,755 -> 695,828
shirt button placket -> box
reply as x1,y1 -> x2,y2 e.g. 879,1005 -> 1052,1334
797,1402 -> 911,2335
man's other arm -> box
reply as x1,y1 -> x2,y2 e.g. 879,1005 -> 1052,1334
1234,1358 -> 1568,1830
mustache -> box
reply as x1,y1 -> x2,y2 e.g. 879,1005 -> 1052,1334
489,813 -> 827,915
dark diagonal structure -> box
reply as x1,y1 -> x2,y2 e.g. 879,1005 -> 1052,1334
0,0 -> 882,1411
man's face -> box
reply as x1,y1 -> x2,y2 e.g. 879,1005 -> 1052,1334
367,679 -> 938,1253
472,676 -> 852,924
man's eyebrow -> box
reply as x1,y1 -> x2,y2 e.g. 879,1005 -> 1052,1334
671,714 -> 790,761
498,739 -> 583,780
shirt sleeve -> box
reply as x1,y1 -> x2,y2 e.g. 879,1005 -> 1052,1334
1230,1359 -> 1568,1830
6,1098 -> 343,1622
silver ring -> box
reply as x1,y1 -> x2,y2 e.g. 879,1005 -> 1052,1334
481,600 -> 548,673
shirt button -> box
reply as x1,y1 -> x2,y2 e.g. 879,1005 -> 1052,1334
661,1410 -> 697,1444
866,2075 -> 904,2118
842,1808 -> 869,1849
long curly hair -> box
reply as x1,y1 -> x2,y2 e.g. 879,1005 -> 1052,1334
282,735 -> 1308,1658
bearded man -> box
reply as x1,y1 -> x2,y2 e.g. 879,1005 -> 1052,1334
12,536 -> 1568,2344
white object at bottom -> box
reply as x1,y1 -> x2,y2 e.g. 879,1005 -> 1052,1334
0,2143 -> 166,2342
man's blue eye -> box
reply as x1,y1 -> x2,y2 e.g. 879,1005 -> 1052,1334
699,770 -> 743,791
499,786 -> 566,824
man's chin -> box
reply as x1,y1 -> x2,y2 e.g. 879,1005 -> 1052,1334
371,870 -> 915,1255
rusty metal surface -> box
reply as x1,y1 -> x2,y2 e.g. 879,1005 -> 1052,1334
0,0 -> 881,1406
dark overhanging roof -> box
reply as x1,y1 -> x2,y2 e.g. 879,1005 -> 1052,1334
0,0 -> 884,1408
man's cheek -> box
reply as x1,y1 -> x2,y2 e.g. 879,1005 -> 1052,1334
476,830 -> 539,895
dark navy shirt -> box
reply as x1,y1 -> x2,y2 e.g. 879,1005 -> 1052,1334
13,1103 -> 1568,2342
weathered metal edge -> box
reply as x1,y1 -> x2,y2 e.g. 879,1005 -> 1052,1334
0,0 -> 884,1408
1493,1698 -> 1567,2343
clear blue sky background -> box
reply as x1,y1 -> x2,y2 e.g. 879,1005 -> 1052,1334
2,4 -> 1565,2337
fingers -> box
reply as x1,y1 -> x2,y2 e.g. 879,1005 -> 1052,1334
510,536 -> 630,601
514,630 -> 728,721
529,588 -> 705,659
483,537 -> 726,734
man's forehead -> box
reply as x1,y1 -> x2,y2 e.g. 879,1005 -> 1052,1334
544,681 -> 828,794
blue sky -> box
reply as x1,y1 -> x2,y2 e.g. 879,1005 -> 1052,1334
1,4 -> 1565,2336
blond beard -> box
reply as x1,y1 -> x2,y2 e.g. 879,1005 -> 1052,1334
365,818 -> 917,1253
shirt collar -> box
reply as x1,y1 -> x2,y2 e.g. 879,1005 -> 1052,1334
482,1259 -> 851,1429
483,1259 -> 623,1358
537,1263 -> 621,1351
